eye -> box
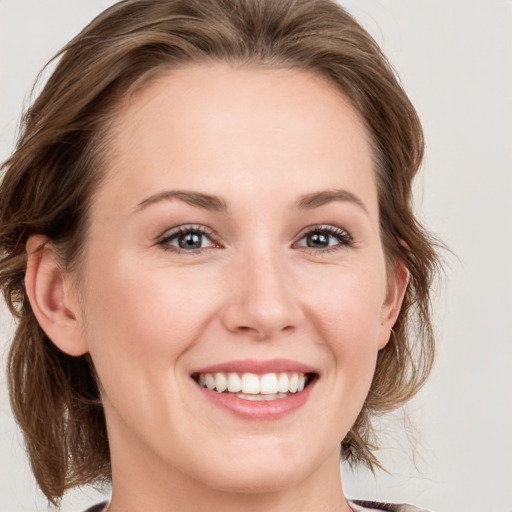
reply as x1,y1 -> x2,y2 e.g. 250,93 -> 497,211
158,225 -> 218,252
294,225 -> 352,251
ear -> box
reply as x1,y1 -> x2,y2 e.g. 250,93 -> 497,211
25,235 -> 88,356
377,257 -> 409,350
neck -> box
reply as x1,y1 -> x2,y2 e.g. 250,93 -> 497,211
107,435 -> 352,512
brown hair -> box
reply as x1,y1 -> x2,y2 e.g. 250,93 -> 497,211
0,0 -> 440,504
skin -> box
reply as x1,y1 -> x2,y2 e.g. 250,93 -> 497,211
25,64 -> 407,512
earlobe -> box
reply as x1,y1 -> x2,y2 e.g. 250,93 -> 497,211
378,258 -> 409,350
25,235 -> 88,356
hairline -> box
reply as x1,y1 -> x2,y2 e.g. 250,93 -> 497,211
68,57 -> 395,289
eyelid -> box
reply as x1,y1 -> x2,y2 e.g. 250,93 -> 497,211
293,224 -> 353,252
155,223 -> 353,253
157,224 -> 221,251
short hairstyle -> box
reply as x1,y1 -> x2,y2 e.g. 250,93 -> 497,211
0,0 -> 440,504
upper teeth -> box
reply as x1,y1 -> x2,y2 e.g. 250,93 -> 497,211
197,372 -> 307,394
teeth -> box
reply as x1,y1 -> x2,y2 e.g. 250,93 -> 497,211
205,374 -> 216,390
227,372 -> 241,392
197,371 -> 310,395
289,373 -> 299,393
237,392 -> 288,401
260,373 -> 278,394
214,372 -> 228,393
241,373 -> 260,394
277,373 -> 289,393
297,374 -> 305,392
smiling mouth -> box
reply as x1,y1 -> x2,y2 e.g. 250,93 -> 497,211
192,371 -> 317,401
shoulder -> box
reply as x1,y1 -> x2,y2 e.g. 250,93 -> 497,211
83,503 -> 108,512
350,500 -> 432,512
84,500 -> 431,512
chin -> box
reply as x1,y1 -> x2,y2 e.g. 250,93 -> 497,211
183,440 -> 324,496
204,464 -> 308,495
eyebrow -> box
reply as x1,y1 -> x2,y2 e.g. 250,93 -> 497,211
134,190 -> 227,213
133,188 -> 367,215
296,189 -> 368,214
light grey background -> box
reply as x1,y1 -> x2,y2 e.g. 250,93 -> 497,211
1,1 -> 511,511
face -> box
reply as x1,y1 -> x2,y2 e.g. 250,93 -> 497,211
72,65 -> 403,494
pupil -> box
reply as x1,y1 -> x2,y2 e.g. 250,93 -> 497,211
307,232 -> 329,247
179,232 -> 202,249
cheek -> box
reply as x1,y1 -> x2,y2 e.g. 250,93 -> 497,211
301,263 -> 385,385
305,263 -> 385,339
79,253 -> 221,392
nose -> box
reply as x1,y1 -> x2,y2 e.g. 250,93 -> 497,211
221,251 -> 304,339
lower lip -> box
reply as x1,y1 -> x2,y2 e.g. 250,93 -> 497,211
195,380 -> 315,420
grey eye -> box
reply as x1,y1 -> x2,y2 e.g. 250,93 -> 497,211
176,232 -> 204,249
160,227 -> 216,251
304,231 -> 335,248
295,226 -> 352,251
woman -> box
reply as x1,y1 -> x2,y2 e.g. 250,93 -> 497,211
0,0 -> 440,511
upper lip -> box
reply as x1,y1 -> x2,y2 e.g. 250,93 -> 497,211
191,358 -> 318,375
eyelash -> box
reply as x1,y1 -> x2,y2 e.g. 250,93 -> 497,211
294,225 -> 353,253
158,225 -> 220,253
157,224 -> 353,254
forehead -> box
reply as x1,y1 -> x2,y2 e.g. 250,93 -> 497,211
97,64 -> 377,218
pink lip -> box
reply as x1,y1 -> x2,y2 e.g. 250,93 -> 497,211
192,358 -> 318,375
195,380 -> 316,420
191,359 -> 318,420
